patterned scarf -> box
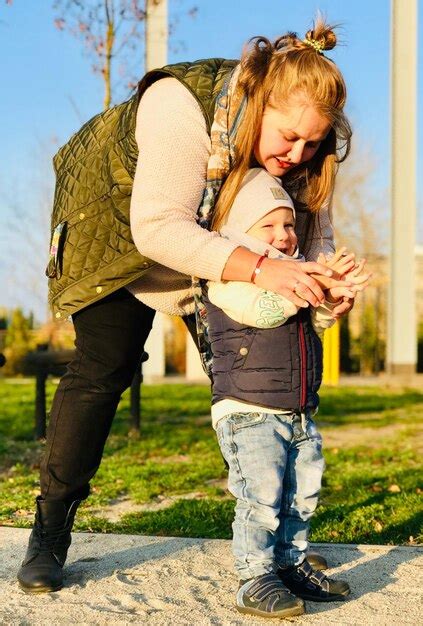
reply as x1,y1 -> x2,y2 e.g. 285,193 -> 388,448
193,64 -> 246,377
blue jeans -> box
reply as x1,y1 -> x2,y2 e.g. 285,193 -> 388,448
216,411 -> 325,580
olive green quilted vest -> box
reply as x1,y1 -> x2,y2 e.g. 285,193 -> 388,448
47,58 -> 237,319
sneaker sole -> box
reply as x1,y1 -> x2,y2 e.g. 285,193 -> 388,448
237,603 -> 305,618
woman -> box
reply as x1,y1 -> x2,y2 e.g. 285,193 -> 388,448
18,17 -> 353,594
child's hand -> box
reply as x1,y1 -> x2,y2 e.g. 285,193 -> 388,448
317,247 -> 356,278
326,258 -> 372,302
345,259 -> 371,288
311,248 -> 355,291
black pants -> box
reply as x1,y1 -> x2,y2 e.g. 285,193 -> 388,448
40,288 -> 198,502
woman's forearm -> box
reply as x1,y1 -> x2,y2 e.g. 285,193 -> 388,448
221,246 -> 261,282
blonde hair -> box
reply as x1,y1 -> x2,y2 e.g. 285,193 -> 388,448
212,16 -> 352,232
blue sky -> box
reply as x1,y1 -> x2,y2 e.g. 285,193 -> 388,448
0,0 -> 421,320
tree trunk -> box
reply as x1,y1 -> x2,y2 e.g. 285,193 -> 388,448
103,17 -> 114,109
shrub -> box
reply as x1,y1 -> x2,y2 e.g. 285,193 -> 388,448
3,309 -> 35,376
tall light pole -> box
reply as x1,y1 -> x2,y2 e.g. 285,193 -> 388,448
142,0 -> 168,380
387,0 -> 418,375
145,0 -> 168,71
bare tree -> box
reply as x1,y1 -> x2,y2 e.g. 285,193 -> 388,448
331,143 -> 387,256
0,137 -> 58,322
53,0 -> 197,110
53,0 -> 146,109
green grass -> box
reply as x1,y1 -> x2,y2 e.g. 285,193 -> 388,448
0,380 -> 422,545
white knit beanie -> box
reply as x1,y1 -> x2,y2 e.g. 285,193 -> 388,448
225,168 -> 295,234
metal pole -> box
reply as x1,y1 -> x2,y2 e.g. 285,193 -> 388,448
130,362 -> 141,431
387,0 -> 418,375
145,0 -> 168,72
129,351 -> 149,431
144,1 -> 168,381
35,369 -> 47,440
322,323 -> 340,386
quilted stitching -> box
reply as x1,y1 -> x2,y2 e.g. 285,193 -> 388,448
48,59 -> 238,318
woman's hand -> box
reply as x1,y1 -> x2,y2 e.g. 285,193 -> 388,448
254,257 -> 342,308
221,247 -> 351,308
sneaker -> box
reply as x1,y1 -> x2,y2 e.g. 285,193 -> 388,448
236,573 -> 305,618
306,550 -> 328,571
278,560 -> 350,602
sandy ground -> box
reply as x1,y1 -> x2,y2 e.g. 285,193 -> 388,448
0,528 -> 422,625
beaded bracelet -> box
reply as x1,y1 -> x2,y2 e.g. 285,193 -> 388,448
250,253 -> 268,283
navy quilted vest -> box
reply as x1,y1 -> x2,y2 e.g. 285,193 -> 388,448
204,290 -> 323,411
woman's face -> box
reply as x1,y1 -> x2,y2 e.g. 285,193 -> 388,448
254,96 -> 331,177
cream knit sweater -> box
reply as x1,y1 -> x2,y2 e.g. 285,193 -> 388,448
127,78 -> 335,316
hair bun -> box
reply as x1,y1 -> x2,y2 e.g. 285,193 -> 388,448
305,22 -> 337,51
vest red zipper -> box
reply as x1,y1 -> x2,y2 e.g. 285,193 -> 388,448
298,319 -> 307,411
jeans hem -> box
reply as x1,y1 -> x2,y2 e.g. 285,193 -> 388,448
237,565 -> 276,581
274,553 -> 307,569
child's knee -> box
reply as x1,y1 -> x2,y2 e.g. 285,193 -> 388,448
294,495 -> 320,520
235,500 -> 281,532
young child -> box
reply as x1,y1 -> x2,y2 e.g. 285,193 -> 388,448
204,168 -> 368,619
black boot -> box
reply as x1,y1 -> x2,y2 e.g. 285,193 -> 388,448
17,496 -> 82,593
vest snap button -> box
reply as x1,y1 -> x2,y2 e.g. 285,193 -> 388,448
239,347 -> 248,356
79,212 -> 85,220
96,286 -> 103,294
142,261 -> 149,268
55,312 -> 61,319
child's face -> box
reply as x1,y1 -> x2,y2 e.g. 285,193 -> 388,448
247,207 -> 297,255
